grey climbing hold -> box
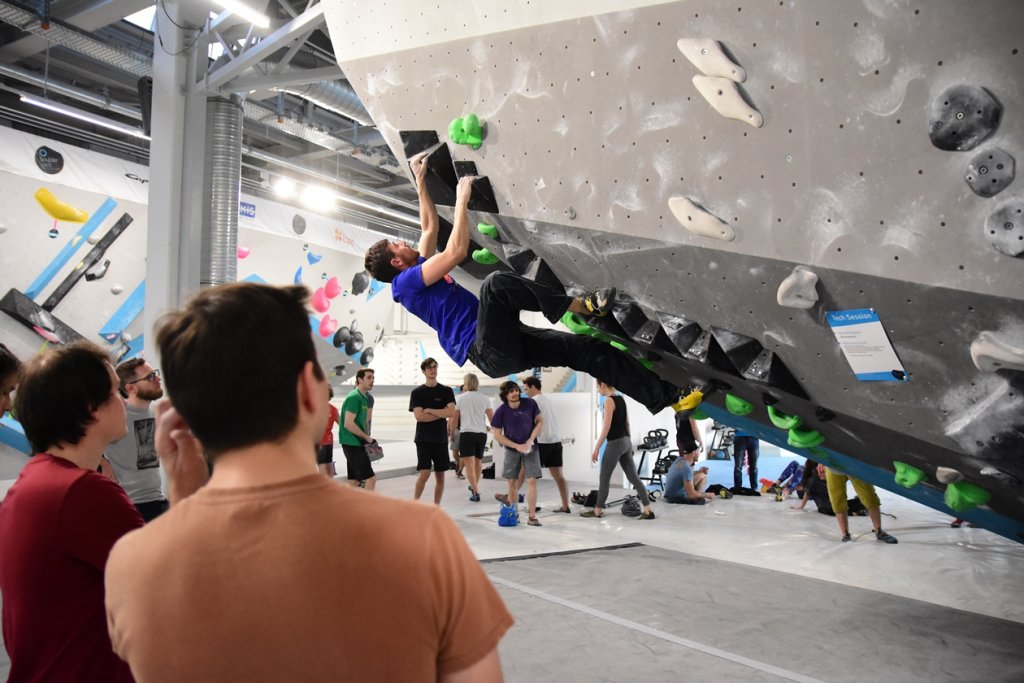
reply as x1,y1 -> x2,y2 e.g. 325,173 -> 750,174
776,266 -> 819,309
965,148 -> 1015,198
692,75 -> 763,128
970,330 -> 1024,372
984,199 -> 1024,257
936,466 -> 964,484
677,39 -> 746,82
980,466 -> 1022,487
351,270 -> 370,295
345,330 -> 365,355
668,196 -> 735,241
928,85 -> 1002,152
84,259 -> 110,282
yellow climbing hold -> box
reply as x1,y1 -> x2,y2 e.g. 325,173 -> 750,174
34,188 -> 88,223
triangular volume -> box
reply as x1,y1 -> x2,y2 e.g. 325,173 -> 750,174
687,328 -> 737,376
656,312 -> 704,356
501,244 -> 563,290
398,130 -> 440,158
745,349 -> 809,400
612,304 -> 677,356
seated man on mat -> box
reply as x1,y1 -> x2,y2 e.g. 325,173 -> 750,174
663,443 -> 715,505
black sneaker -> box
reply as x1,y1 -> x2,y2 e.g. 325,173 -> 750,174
875,530 -> 898,544
841,532 -> 852,542
582,287 -> 615,317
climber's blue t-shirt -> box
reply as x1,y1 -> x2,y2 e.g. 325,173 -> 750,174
391,257 -> 479,365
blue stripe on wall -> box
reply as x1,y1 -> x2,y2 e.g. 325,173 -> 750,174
25,197 -> 117,300
98,280 -> 145,342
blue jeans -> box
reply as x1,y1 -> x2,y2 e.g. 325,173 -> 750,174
733,436 -> 759,489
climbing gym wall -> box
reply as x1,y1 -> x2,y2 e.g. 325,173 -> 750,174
324,0 -> 1024,539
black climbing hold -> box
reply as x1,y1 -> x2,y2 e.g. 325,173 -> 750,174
891,369 -> 907,381
454,160 -> 478,177
351,270 -> 370,296
344,331 -> 364,355
711,327 -> 808,399
965,148 -> 1015,198
349,319 -> 358,333
984,200 -> 1024,257
657,313 -> 704,357
359,347 -> 374,366
612,303 -> 678,356
761,393 -> 779,406
398,130 -> 441,159
292,214 -> 306,235
928,85 -> 1002,152
458,173 -> 499,214
815,407 -> 836,422
332,326 -> 351,349
35,146 -> 64,174
84,259 -> 110,282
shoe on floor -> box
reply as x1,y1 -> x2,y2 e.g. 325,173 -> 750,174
638,511 -> 655,520
527,517 -> 542,527
582,287 -> 615,316
469,493 -> 480,502
522,505 -> 542,513
518,493 -> 525,503
950,519 -> 963,528
580,510 -> 603,518
553,506 -> 571,513
494,493 -> 509,504
875,530 -> 898,544
841,532 -> 852,543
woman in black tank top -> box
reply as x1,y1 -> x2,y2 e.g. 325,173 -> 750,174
581,380 -> 654,520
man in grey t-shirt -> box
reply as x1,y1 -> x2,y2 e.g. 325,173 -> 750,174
107,359 -> 168,522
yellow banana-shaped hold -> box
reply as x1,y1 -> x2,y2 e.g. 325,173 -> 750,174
34,187 -> 89,223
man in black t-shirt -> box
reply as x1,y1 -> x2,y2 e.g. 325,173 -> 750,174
409,357 -> 456,504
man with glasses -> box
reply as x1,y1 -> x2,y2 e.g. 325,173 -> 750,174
108,359 -> 168,521
410,357 -> 455,504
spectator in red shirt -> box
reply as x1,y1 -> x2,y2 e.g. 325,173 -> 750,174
317,387 -> 340,478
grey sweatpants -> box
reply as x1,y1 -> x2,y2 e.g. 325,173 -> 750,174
596,436 -> 651,508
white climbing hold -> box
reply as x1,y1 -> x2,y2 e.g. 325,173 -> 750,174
88,234 -> 101,245
121,333 -> 133,343
777,266 -> 819,309
970,331 -> 1024,372
668,196 -> 734,241
110,285 -> 123,295
936,467 -> 964,484
677,39 -> 746,82
692,75 -> 764,128
0,222 -> 7,234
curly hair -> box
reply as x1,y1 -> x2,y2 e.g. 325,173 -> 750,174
498,380 -> 520,405
364,239 -> 401,283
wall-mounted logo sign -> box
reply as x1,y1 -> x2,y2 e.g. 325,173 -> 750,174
239,201 -> 256,219
292,214 -> 306,235
35,146 -> 64,174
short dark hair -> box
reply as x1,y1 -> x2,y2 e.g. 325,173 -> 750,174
115,358 -> 146,391
421,357 -> 438,371
15,341 -> 114,454
365,239 -> 401,283
498,380 -> 520,405
522,376 -> 541,391
0,343 -> 21,381
355,368 -> 374,381
156,283 -> 324,459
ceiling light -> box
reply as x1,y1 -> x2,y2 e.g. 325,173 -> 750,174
20,95 -> 149,140
209,0 -> 271,29
301,185 -> 336,209
272,176 -> 296,198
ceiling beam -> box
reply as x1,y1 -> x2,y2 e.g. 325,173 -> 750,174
202,2 -> 324,92
0,0 -> 153,63
226,64 -> 343,93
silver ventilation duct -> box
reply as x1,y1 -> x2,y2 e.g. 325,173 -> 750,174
274,77 -> 372,127
201,96 -> 243,287
0,63 -> 140,119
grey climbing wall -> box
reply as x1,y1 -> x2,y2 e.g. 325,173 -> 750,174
324,0 -> 1024,537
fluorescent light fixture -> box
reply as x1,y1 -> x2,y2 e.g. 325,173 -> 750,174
301,185 -> 336,209
209,0 -> 271,29
20,95 -> 149,140
272,176 -> 296,198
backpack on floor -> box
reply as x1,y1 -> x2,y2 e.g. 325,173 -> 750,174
572,490 -> 599,507
498,504 -> 519,527
621,495 -> 642,517
482,463 -> 496,479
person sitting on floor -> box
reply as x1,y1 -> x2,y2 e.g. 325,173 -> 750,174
663,443 -> 715,505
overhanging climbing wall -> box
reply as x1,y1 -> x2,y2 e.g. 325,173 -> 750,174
324,0 -> 1024,539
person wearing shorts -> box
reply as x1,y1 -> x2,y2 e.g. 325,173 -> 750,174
410,358 -> 456,504
490,381 -> 543,527
454,373 -> 493,502
523,376 -> 570,513
339,369 -> 376,490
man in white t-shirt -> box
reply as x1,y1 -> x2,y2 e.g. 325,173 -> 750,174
453,373 -> 493,502
523,376 -> 570,513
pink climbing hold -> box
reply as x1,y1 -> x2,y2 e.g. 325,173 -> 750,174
324,276 -> 342,299
311,287 -> 330,313
318,315 -> 338,338
237,246 -> 251,259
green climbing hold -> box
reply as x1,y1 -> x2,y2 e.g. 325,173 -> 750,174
610,341 -> 628,352
725,393 -> 754,416
561,311 -> 594,336
472,248 -> 498,265
788,427 -> 825,449
477,222 -> 498,239
893,461 -> 926,489
691,407 -> 709,421
766,405 -> 803,430
449,114 -> 483,149
944,481 -> 992,513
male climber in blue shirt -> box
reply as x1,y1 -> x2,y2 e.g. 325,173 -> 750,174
364,151 -> 694,415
